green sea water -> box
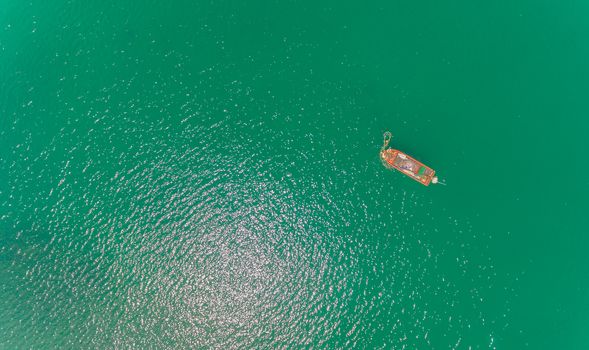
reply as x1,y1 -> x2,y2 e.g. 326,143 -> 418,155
2,1 -> 589,348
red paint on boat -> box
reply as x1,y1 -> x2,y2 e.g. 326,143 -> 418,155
380,148 -> 436,186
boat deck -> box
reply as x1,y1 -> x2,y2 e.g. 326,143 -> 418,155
381,149 -> 436,186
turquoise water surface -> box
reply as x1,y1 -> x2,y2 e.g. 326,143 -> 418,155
2,1 -> 589,348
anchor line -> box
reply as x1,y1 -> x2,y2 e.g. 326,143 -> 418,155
382,131 -> 392,151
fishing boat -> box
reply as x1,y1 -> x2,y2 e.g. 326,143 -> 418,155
380,131 -> 440,186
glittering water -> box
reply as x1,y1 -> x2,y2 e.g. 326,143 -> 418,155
2,1 -> 589,349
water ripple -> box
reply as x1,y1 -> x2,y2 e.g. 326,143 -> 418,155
1,3 -> 509,348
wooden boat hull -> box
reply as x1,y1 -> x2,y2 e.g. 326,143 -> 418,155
380,149 -> 436,186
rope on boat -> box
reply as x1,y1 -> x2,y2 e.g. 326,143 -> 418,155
433,178 -> 447,186
382,131 -> 392,151
380,131 -> 394,169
